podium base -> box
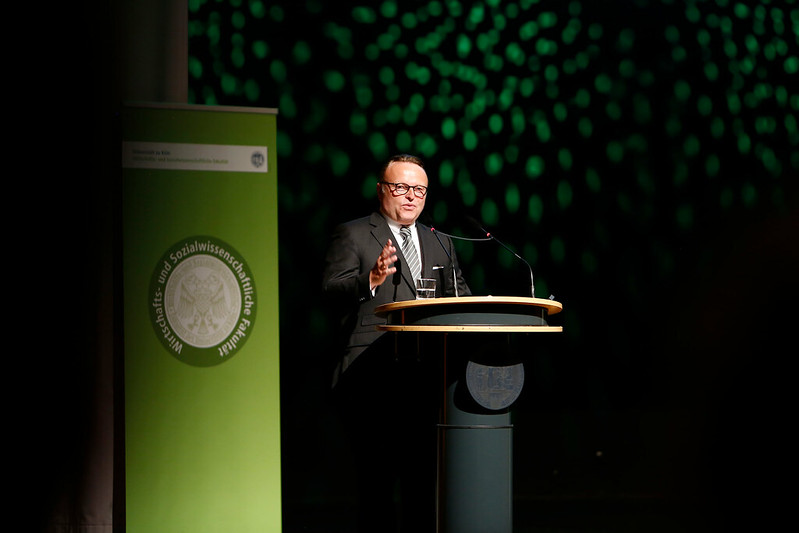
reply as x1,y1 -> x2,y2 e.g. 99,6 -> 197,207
437,376 -> 514,533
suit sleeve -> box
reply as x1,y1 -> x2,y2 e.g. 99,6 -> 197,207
322,222 -> 374,304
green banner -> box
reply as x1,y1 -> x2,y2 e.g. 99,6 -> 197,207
121,103 -> 281,532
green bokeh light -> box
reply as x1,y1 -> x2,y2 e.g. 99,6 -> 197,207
188,0 -> 799,296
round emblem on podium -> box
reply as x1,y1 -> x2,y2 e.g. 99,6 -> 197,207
465,361 -> 525,410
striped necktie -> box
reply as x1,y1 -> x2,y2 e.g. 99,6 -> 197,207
400,225 -> 421,282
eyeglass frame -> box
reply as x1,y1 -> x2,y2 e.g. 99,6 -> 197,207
379,181 -> 429,198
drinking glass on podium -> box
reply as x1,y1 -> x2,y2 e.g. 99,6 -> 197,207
416,278 -> 436,299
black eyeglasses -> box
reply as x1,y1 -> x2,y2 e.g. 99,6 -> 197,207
380,181 -> 428,198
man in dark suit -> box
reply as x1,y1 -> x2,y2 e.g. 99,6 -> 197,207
322,154 -> 470,532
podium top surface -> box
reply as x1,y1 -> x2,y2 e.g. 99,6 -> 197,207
375,296 -> 563,316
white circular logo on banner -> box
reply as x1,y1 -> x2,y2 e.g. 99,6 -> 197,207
164,254 -> 241,348
150,236 -> 256,366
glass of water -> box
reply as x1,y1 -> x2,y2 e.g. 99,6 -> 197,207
416,278 -> 436,299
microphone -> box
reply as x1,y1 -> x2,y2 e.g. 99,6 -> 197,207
467,216 -> 536,298
429,226 -> 459,297
392,257 -> 402,302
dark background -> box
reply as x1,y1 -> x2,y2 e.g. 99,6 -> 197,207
182,0 -> 798,531
22,1 -> 797,532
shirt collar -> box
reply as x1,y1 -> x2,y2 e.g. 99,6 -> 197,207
383,214 -> 415,232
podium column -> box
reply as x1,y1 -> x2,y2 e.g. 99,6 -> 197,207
437,335 -> 524,533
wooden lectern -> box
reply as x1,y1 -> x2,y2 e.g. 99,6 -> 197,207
375,296 -> 563,533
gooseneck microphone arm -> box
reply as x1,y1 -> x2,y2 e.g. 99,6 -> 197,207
486,230 -> 535,298
466,217 -> 536,298
429,227 -> 462,297
429,220 -> 537,298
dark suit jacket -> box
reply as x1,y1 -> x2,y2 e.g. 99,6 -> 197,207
322,211 -> 471,385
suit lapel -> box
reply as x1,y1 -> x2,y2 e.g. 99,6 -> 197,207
369,212 -> 393,249
419,223 -> 458,297
417,222 -> 440,278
